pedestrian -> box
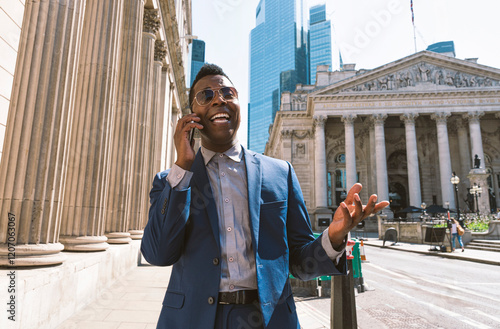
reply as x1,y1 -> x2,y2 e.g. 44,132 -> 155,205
450,218 -> 464,252
141,63 -> 389,329
497,208 -> 500,220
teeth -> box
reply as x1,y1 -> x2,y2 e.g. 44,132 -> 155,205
210,113 -> 230,121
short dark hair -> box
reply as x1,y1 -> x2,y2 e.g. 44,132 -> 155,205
189,63 -> 233,106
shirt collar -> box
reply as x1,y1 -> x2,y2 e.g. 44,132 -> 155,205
200,143 -> 243,166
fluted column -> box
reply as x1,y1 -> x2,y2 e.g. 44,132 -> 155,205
464,111 -> 485,169
371,114 -> 390,215
0,0 -> 85,266
314,115 -> 328,208
431,112 -> 455,209
400,113 -> 422,208
368,123 -> 377,195
105,0 -> 144,244
60,0 -> 124,251
160,66 -> 172,170
129,9 -> 160,240
456,118 -> 471,205
341,114 -> 357,189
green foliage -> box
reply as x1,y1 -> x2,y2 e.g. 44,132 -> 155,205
462,213 -> 494,232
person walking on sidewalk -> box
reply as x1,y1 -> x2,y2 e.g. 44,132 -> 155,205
450,218 -> 464,252
141,63 -> 389,329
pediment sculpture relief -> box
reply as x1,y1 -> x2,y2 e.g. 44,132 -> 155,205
341,62 -> 499,92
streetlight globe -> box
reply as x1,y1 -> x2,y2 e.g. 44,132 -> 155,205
450,175 -> 460,185
421,202 -> 426,209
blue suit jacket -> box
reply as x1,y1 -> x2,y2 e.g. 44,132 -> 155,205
141,147 -> 346,328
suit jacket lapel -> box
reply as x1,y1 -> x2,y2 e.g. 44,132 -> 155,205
191,150 -> 220,251
243,147 -> 262,253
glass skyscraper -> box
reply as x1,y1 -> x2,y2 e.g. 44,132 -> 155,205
248,0 -> 308,153
189,39 -> 205,86
309,4 -> 332,84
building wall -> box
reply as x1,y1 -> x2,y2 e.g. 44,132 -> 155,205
0,0 -> 25,163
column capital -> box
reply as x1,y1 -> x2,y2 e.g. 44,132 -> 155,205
400,112 -> 419,125
313,115 -> 327,128
281,129 -> 293,138
463,111 -> 485,124
341,114 -> 357,125
371,113 -> 387,125
144,9 -> 160,34
154,40 -> 167,62
454,117 -> 467,130
431,111 -> 450,124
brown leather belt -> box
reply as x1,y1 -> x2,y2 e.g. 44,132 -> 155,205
218,290 -> 259,304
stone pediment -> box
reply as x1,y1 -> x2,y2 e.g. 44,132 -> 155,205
313,51 -> 500,96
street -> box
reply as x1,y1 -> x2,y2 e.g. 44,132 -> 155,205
297,245 -> 500,329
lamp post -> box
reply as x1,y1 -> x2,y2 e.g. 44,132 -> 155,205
470,183 -> 482,218
450,172 -> 460,222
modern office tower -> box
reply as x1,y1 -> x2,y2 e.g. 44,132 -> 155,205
248,0 -> 308,153
309,4 -> 332,84
189,39 -> 206,86
426,41 -> 456,57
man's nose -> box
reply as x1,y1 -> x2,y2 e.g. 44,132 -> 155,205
211,90 -> 227,106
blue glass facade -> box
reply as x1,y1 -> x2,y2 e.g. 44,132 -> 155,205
309,4 -> 332,84
189,39 -> 205,86
248,0 -> 308,153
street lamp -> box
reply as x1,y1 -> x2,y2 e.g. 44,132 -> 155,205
470,183 -> 482,217
450,172 -> 460,222
421,202 -> 427,220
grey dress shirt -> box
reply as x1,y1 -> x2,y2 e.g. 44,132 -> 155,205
166,143 -> 343,292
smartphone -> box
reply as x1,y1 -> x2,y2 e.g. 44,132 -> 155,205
188,121 -> 195,144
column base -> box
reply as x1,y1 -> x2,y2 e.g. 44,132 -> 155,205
128,230 -> 144,240
313,207 -> 334,231
59,235 -> 109,251
105,232 -> 132,244
0,243 -> 65,267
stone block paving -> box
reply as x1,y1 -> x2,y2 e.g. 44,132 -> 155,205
56,263 -> 330,329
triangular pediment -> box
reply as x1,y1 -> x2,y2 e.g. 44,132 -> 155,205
312,51 -> 500,96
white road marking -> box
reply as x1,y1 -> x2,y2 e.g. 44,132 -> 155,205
392,290 -> 491,329
365,263 -> 500,304
473,309 -> 500,324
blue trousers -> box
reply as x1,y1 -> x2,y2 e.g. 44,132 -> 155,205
215,303 -> 265,329
451,233 -> 463,250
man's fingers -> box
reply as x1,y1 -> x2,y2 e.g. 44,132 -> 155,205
353,193 -> 363,220
344,183 -> 362,204
373,201 -> 390,214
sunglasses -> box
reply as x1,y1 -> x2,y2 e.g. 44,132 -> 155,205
192,86 -> 238,106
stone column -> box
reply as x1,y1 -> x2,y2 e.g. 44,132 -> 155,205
400,113 -> 422,208
128,9 -> 160,240
60,0 -> 124,251
314,115 -> 328,208
105,0 -> 144,244
464,111 -> 485,169
160,66 -> 171,170
150,40 -> 167,177
165,83 -> 176,169
0,0 -> 86,266
368,123 -> 377,196
456,118 -> 471,204
342,114 -> 357,189
431,112 -> 455,209
313,115 -> 332,229
371,114 -> 391,217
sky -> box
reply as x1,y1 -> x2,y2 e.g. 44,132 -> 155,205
191,0 -> 500,148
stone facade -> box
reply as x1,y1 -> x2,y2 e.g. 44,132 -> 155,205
266,51 -> 500,230
0,0 -> 192,266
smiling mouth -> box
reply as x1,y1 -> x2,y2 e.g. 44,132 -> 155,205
210,113 -> 230,123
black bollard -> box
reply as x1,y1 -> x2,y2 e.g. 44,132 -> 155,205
331,258 -> 358,328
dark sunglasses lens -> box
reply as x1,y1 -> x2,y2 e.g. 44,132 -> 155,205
221,87 -> 237,99
197,90 -> 214,105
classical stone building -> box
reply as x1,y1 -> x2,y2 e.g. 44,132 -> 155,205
266,51 -> 500,229
0,0 -> 191,263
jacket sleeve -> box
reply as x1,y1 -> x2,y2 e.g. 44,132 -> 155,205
285,163 -> 347,280
140,171 -> 191,266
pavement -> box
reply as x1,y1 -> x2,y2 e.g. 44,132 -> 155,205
56,234 -> 500,329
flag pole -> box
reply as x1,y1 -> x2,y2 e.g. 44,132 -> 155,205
411,0 -> 417,53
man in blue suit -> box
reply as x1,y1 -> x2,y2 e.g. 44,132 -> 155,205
141,64 -> 388,328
